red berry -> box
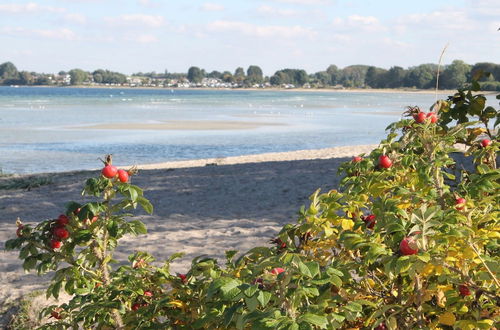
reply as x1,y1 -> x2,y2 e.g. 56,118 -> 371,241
378,155 -> 392,169
101,165 -> 118,179
178,273 -> 187,283
271,267 -> 285,275
414,112 -> 427,124
399,237 -> 418,255
352,156 -> 363,163
50,239 -> 62,249
131,303 -> 141,311
53,227 -> 69,240
50,310 -> 62,319
426,112 -> 438,123
455,197 -> 466,211
481,139 -> 491,148
16,225 -> 24,237
363,214 -> 376,229
458,284 -> 471,297
375,323 -> 387,330
117,169 -> 129,183
57,214 -> 69,226
144,291 -> 153,297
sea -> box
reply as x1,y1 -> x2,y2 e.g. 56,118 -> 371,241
0,86 -> 485,174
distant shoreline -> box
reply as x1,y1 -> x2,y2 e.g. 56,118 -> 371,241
3,84 -> 468,95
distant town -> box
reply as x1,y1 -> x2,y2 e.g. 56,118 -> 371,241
0,61 -> 499,91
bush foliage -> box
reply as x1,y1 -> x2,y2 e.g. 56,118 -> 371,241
5,80 -> 499,329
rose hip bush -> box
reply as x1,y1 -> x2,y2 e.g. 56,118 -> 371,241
5,80 -> 499,329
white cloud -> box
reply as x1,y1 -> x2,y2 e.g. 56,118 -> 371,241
207,20 -> 316,39
137,0 -> 162,8
64,13 -> 87,24
271,0 -> 331,4
2,27 -> 77,40
105,14 -> 165,28
399,10 -> 475,31
0,2 -> 66,14
257,5 -> 297,17
124,34 -> 158,43
332,15 -> 386,32
201,3 -> 225,12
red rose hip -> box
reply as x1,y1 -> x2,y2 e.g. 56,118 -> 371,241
117,169 -> 129,183
101,165 -> 118,178
57,214 -> 69,226
399,237 -> 418,255
481,139 -> 491,148
414,112 -> 427,123
426,112 -> 438,123
352,156 -> 363,163
458,284 -> 471,297
363,214 -> 376,229
53,227 -> 69,240
378,155 -> 392,169
271,267 -> 285,275
50,239 -> 62,249
455,197 -> 466,210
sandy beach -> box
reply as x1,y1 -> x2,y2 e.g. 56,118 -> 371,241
0,145 -> 376,324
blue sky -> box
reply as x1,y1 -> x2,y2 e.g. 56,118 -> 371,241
0,0 -> 498,75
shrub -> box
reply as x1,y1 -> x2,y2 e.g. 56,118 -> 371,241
5,81 -> 499,329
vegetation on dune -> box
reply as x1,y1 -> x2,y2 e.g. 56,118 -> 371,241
4,76 -> 499,328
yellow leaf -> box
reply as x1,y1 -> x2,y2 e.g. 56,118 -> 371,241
366,278 -> 375,288
463,248 -> 475,259
397,202 -> 411,209
341,219 -> 354,230
421,263 -> 434,276
422,290 -> 434,302
437,284 -> 453,292
438,312 -> 456,326
168,300 -> 186,309
324,225 -> 334,237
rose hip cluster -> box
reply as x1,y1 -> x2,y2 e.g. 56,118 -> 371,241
413,111 -> 438,124
101,164 -> 130,182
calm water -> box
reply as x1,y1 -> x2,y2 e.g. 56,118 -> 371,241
0,86 -> 457,174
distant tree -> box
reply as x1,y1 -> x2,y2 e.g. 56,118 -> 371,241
246,65 -> 263,85
314,71 -> 331,87
234,67 -> 246,84
471,62 -> 499,81
221,71 -> 234,83
340,65 -> 369,88
365,66 -> 387,88
0,62 -> 19,81
405,64 -> 437,89
385,66 -> 407,88
19,71 -> 34,85
69,69 -> 88,85
294,69 -> 308,86
440,60 -> 472,89
58,71 -> 67,76
326,65 -> 340,85
187,66 -> 203,83
207,70 -> 222,79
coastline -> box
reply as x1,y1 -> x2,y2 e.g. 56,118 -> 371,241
5,84 -> 466,95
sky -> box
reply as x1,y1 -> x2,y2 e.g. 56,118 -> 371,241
0,0 -> 499,75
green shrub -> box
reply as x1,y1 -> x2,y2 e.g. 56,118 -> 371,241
5,81 -> 499,329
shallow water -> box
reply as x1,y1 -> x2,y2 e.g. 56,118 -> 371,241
0,86 -> 469,174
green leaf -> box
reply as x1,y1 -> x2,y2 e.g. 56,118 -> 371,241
207,277 -> 242,301
243,284 -> 258,298
137,196 -> 153,214
299,313 -> 328,328
298,260 -> 312,278
257,291 -> 272,307
396,256 -> 412,274
344,301 -> 363,312
128,220 -> 147,235
245,295 -> 259,312
304,261 -> 320,278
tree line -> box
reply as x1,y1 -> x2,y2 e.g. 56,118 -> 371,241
1,60 -> 499,90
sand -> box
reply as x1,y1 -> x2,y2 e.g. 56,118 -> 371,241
80,120 -> 285,131
0,144 -> 376,325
